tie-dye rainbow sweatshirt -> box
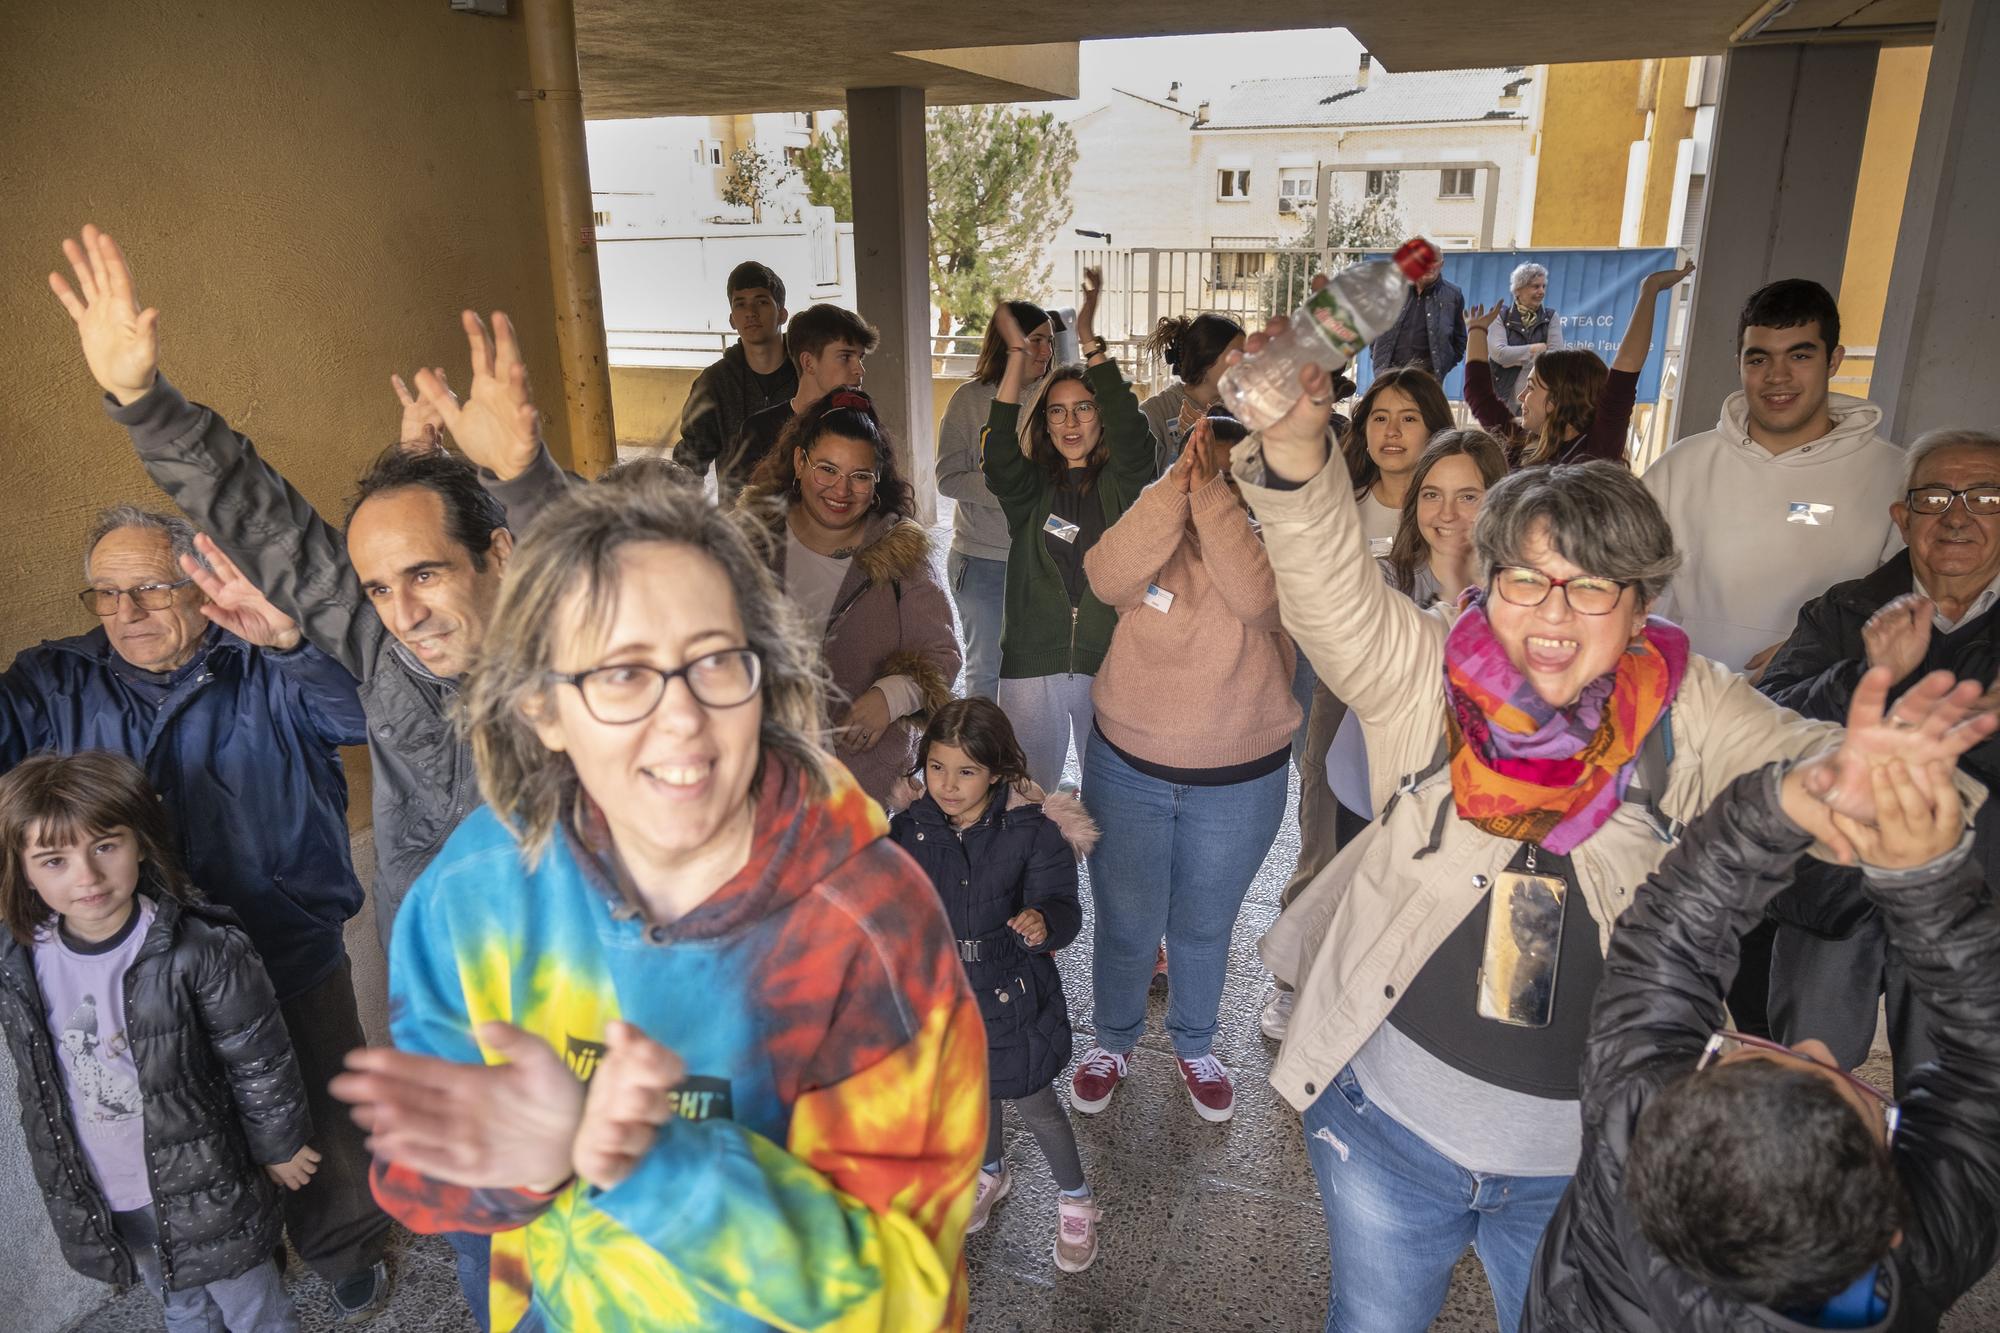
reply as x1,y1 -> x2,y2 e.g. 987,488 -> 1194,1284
370,759 -> 988,1332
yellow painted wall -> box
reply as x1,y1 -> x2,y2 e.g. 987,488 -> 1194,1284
1530,61 -> 1647,247
0,0 -> 563,681
1637,59 -> 1698,247
1836,45 -> 1932,398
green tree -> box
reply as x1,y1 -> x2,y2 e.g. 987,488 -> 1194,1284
800,106 -> 1079,346
721,146 -> 795,222
799,123 -> 852,223
1262,192 -> 1409,317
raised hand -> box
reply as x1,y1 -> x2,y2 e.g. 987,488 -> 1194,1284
182,534 -> 302,651
332,1022 -> 584,1194
1076,267 -> 1104,350
1639,259 -> 1696,297
1832,760 -> 1964,872
1464,302 -> 1505,336
1799,667 -> 1997,823
49,225 -> 159,405
992,300 -> 1032,404
571,1021 -> 687,1190
1863,593 -> 1933,682
417,311 -> 541,481
265,1144 -> 322,1192
1223,278 -> 1338,483
393,370 -> 454,454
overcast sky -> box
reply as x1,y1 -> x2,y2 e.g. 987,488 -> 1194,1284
1048,27 -> 1366,119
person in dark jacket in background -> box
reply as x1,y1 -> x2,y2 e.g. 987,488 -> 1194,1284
1525,672 -> 2000,1333
671,261 -> 796,503
0,504 -> 393,1320
889,698 -> 1101,1273
0,752 -> 316,1330
49,221 -> 571,1323
1368,261 -> 1467,383
1757,427 -> 2000,1096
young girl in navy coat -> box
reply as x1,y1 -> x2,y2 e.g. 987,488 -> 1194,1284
889,697 -> 1102,1272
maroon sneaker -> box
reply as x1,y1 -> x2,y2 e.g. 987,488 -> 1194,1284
1070,1046 -> 1128,1114
1150,941 -> 1169,994
1178,1054 -> 1235,1122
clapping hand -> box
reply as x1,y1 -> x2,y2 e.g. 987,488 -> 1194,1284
183,534 -> 302,652
1076,267 -> 1104,351
1863,593 -> 1934,682
49,225 -> 159,406
332,1022 -> 585,1194
571,1021 -> 687,1190
1832,760 -> 1964,871
416,311 -> 541,481
393,370 -> 454,454
1797,667 -> 1997,826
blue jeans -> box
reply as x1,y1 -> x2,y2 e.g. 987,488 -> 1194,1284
1302,1064 -> 1570,1333
447,1231 -> 490,1329
947,550 -> 1007,701
1082,731 -> 1288,1057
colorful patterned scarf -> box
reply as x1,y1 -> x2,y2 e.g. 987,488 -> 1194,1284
1442,594 -> 1688,854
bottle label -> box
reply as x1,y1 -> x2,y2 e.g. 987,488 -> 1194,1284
1301,287 -> 1369,359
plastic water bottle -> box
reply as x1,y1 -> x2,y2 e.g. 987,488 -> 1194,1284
1218,238 -> 1441,430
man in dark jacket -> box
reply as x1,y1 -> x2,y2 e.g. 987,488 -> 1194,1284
1368,262 -> 1467,382
1758,427 -> 2000,1094
671,260 -> 796,503
0,505 -> 394,1317
1526,746 -> 2000,1332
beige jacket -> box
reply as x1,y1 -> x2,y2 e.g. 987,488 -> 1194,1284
1235,443 -> 1846,1113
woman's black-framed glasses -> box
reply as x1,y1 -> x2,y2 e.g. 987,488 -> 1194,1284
77,577 -> 195,617
1697,1030 -> 1900,1144
549,648 -> 763,725
1490,566 -> 1630,617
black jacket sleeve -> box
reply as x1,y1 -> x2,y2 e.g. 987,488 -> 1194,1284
191,920 -> 313,1165
1870,847 -> 2000,1305
671,363 -> 727,477
1579,765 -> 1815,1123
1019,819 -> 1082,955
1758,592 -> 1869,722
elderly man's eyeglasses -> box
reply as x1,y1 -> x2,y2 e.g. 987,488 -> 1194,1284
1904,486 -> 2000,517
1697,1030 -> 1900,1144
548,648 -> 763,726
77,578 -> 194,617
1045,401 -> 1099,425
1489,567 -> 1629,617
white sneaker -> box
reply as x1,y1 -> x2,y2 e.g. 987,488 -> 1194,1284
1261,987 -> 1295,1040
1053,1196 -> 1102,1273
966,1164 -> 1011,1234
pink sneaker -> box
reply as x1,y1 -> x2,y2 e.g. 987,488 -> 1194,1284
1070,1046 -> 1128,1114
1053,1196 -> 1101,1273
1178,1054 -> 1235,1122
966,1164 -> 1011,1234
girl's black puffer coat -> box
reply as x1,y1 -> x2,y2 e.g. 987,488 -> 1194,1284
889,784 -> 1096,1100
0,891 -> 310,1292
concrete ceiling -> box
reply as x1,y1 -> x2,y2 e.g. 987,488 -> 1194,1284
575,0 -> 1939,120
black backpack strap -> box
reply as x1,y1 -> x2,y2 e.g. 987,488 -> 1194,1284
1379,733 -> 1452,827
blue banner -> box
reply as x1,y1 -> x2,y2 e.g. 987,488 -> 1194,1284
1354,247 -> 1680,403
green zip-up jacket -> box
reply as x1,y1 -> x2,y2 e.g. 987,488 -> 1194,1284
982,359 -> 1156,679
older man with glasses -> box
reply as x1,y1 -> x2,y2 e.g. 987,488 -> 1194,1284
0,505 -> 399,1318
1758,427 -> 2000,1096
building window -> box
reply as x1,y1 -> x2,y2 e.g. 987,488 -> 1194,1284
1210,236 -> 1276,290
1439,168 -> 1478,198
1278,168 -> 1315,202
697,139 -> 724,167
591,209 -> 611,228
1217,168 -> 1251,200
784,145 -> 806,167
1366,169 -> 1402,198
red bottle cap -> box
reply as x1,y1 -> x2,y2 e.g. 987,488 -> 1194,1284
1393,238 -> 1441,283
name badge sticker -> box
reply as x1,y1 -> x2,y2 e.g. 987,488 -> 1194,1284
1786,502 -> 1835,526
1369,536 -> 1394,557
1143,584 -> 1176,614
1044,514 -> 1081,543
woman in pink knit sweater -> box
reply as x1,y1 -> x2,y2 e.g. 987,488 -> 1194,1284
1068,416 -> 1302,1124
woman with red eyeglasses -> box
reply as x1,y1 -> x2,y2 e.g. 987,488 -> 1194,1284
739,389 -> 961,805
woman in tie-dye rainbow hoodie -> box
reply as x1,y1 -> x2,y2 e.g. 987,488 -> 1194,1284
337,466 -> 987,1333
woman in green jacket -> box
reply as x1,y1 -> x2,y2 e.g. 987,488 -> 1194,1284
983,269 -> 1156,791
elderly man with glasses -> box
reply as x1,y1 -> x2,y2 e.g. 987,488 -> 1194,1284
0,505 -> 401,1317
1757,427 -> 2000,1097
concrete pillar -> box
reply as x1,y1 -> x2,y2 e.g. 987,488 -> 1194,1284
1673,43 -> 1877,439
846,86 -> 937,524
1871,0 -> 2000,443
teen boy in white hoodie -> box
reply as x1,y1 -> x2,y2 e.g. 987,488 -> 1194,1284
1645,279 -> 1903,673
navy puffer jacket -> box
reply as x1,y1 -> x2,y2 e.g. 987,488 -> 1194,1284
0,892 -> 310,1292
889,785 -> 1095,1099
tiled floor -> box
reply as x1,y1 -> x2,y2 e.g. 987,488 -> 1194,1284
67,764 -> 2000,1332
